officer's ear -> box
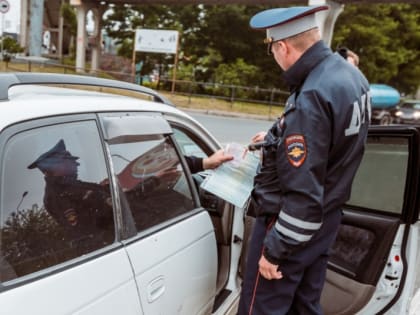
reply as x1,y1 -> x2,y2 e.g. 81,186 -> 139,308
273,40 -> 286,54
278,40 -> 295,57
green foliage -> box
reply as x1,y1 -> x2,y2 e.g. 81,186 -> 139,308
61,2 -> 77,36
2,206 -> 66,274
103,4 -> 419,96
176,62 -> 195,81
103,6 -> 135,49
197,5 -> 281,87
332,4 -> 420,95
215,58 -> 258,86
2,36 -> 24,54
200,5 -> 254,64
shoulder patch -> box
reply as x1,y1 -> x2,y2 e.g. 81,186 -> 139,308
64,208 -> 78,226
285,134 -> 306,167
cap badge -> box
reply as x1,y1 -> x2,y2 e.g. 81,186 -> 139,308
264,37 -> 273,44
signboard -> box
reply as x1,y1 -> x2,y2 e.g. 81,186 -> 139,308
134,29 -> 178,54
0,0 -> 10,13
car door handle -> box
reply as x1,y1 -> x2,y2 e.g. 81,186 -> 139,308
147,276 -> 166,303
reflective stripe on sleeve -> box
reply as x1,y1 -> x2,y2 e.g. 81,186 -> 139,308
279,211 -> 322,230
274,221 -> 312,242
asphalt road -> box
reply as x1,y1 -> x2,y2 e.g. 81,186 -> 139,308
186,111 -> 273,146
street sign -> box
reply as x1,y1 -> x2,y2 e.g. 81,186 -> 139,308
134,29 -> 179,54
0,0 -> 10,14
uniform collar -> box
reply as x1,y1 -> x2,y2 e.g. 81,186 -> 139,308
45,175 -> 78,183
282,40 -> 332,93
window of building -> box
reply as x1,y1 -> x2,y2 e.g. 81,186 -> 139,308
0,121 -> 115,282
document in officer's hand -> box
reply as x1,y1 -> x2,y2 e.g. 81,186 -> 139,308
200,143 -> 260,208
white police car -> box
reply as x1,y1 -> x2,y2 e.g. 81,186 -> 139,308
0,73 -> 418,315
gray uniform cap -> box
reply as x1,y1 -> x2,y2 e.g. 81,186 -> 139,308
250,5 -> 329,42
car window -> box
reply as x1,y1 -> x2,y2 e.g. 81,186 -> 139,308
347,136 -> 408,214
108,135 -> 195,234
0,121 -> 115,282
172,128 -> 208,158
401,102 -> 420,110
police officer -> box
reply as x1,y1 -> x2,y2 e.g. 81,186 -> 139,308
28,139 -> 114,240
337,46 -> 360,67
238,5 -> 370,315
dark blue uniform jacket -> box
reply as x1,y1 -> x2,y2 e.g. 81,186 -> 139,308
251,41 -> 371,264
185,156 -> 204,174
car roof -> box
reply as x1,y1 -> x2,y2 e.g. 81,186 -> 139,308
0,72 -> 173,104
0,73 -> 189,131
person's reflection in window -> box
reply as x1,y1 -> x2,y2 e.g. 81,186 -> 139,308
27,139 -> 114,244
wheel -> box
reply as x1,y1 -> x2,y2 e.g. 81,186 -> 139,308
380,114 -> 392,125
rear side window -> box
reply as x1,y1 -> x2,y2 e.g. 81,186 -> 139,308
108,135 -> 195,234
347,136 -> 408,214
0,121 -> 115,282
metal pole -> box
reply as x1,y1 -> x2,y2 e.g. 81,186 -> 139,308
131,31 -> 136,83
58,0 -> 64,60
171,33 -> 180,93
28,0 -> 44,56
1,13 -> 4,59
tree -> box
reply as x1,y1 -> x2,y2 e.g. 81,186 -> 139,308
2,36 -> 24,54
102,4 -> 419,96
332,4 -> 420,96
195,5 -> 280,87
214,58 -> 259,86
103,5 -> 205,81
61,2 -> 77,37
60,2 -> 77,56
1,205 -> 67,277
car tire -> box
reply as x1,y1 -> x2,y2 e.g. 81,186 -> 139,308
380,114 -> 392,125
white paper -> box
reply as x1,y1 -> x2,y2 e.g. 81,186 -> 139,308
201,143 -> 260,208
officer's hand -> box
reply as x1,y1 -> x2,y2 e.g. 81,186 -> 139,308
251,131 -> 267,143
202,149 -> 234,170
258,255 -> 282,280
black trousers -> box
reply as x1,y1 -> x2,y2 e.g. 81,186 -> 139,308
238,210 -> 342,315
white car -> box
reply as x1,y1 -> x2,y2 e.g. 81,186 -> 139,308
0,73 -> 418,315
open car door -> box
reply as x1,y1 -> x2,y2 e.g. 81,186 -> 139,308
321,125 -> 420,315
101,114 -> 219,315
168,115 -> 246,315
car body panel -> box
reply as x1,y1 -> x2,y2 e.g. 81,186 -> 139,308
164,115 -> 245,314
320,126 -> 420,315
1,85 -> 183,130
0,82 -> 223,315
0,248 -> 143,315
1,74 -> 419,315
394,100 -> 420,125
410,286 -> 420,315
394,222 -> 420,315
124,212 -> 218,315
